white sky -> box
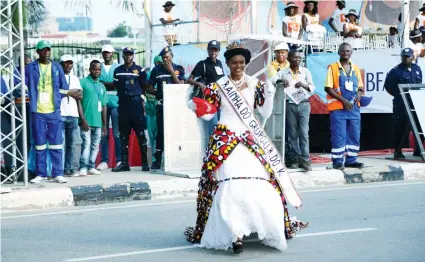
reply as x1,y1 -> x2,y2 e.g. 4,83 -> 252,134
44,0 -> 145,35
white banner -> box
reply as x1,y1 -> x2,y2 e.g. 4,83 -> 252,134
349,49 -> 400,114
308,49 -> 404,114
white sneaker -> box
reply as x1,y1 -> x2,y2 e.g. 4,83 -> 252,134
89,168 -> 101,175
54,176 -> 67,183
30,176 -> 47,184
96,162 -> 108,170
79,168 -> 88,176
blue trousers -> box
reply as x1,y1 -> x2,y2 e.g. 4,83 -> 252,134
330,109 -> 361,166
62,116 -> 79,172
31,112 -> 63,178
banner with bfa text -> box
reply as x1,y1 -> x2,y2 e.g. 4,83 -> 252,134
307,49 -> 403,114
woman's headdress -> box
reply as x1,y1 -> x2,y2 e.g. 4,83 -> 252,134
223,42 -> 252,64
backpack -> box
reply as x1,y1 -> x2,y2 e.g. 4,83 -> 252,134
191,60 -> 207,99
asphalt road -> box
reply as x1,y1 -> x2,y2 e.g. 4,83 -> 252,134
2,181 -> 425,262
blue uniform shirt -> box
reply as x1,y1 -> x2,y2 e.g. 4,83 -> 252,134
25,60 -> 69,114
149,63 -> 186,101
113,62 -> 148,104
384,63 -> 422,99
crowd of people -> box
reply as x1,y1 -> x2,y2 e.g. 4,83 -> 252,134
1,0 -> 423,179
1,0 -> 425,255
1,40 -> 187,183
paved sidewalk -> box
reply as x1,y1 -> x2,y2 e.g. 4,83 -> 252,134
1,153 -> 424,212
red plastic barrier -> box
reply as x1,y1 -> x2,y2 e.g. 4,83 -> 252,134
128,130 -> 142,167
409,131 -> 425,149
95,129 -> 142,168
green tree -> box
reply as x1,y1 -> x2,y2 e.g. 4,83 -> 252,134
2,0 -> 47,31
107,22 -> 131,37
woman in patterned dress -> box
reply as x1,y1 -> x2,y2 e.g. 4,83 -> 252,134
184,43 -> 307,254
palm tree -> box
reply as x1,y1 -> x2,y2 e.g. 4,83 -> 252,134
1,0 -> 47,31
65,0 -> 139,16
4,0 -> 138,34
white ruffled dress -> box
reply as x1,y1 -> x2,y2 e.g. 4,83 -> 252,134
199,75 -> 288,251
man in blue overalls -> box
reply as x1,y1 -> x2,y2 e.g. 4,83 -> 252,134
147,46 -> 186,170
112,47 -> 150,172
324,43 -> 365,170
384,47 -> 423,159
26,40 -> 69,183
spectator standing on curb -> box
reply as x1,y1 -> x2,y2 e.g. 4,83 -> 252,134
97,44 -> 121,170
160,1 -> 180,46
147,47 -> 186,170
145,55 -> 163,163
77,60 -> 108,176
272,50 -> 315,171
111,47 -> 150,172
324,43 -> 365,170
384,48 -> 423,159
26,40 -> 69,184
187,40 -> 225,145
60,55 -> 83,177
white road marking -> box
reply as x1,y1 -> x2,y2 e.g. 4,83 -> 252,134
294,228 -> 377,237
0,200 -> 194,220
2,181 -> 425,220
299,181 -> 425,193
65,228 -> 377,261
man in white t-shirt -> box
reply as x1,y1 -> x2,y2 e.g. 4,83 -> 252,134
160,1 -> 180,45
60,55 -> 83,177
328,0 -> 347,35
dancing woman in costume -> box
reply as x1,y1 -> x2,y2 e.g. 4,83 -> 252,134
185,42 -> 307,254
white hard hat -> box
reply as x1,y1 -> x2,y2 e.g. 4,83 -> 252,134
102,44 -> 115,52
274,42 -> 289,51
60,54 -> 73,62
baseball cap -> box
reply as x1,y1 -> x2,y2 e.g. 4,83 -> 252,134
401,48 -> 414,58
36,40 -> 51,50
60,54 -> 74,62
274,42 -> 289,51
360,96 -> 373,107
154,55 -> 163,63
102,44 -> 115,52
123,47 -> 135,54
159,46 -> 172,57
207,40 -> 220,51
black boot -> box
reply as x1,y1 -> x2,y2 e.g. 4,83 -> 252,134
151,150 -> 162,170
138,133 -> 150,172
232,239 -> 243,254
112,135 -> 131,172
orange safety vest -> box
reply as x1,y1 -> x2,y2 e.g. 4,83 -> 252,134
326,62 -> 361,111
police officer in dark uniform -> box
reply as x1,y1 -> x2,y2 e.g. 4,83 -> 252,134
147,46 -> 186,170
384,47 -> 423,159
112,47 -> 150,172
